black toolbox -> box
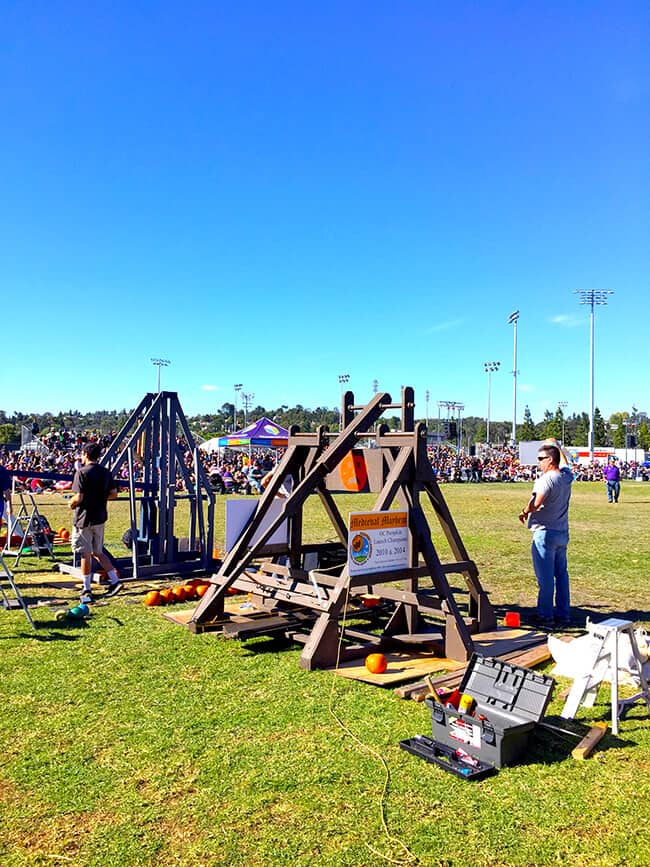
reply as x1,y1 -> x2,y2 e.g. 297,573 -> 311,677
423,653 -> 554,769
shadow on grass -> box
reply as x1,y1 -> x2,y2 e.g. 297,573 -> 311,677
529,721 -> 634,766
241,635 -> 297,655
492,603 -> 650,630
4,621 -> 89,641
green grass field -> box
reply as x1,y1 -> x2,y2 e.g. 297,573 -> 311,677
1,481 -> 649,866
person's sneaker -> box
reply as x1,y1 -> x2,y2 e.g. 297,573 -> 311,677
555,618 -> 574,629
80,590 -> 95,605
104,581 -> 123,599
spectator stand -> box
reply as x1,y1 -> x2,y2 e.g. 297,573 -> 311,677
58,391 -> 215,583
189,387 -> 497,669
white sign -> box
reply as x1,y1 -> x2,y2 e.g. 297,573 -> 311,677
225,498 -> 288,551
347,511 -> 409,576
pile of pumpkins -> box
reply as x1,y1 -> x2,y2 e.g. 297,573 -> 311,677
143,578 -> 242,607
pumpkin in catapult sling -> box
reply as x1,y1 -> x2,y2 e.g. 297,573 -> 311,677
365,653 -> 388,674
143,590 -> 162,607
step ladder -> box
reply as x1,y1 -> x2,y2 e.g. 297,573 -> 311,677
0,552 -> 36,629
561,618 -> 650,735
2,491 -> 56,567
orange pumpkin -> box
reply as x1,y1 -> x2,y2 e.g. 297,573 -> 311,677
195,583 -> 210,597
172,586 -> 187,603
60,529 -> 70,541
144,590 -> 162,607
183,584 -> 197,599
58,526 -> 67,536
365,653 -> 388,674
160,588 -> 175,605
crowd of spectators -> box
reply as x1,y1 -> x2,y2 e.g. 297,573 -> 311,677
1,429 -> 648,495
427,444 -> 649,483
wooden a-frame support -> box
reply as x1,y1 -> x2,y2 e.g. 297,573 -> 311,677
59,391 -> 215,582
189,388 -> 496,669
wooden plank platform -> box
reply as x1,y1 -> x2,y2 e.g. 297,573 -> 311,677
161,600 -> 264,629
473,626 -> 546,652
395,633 -> 553,701
329,651 -> 465,686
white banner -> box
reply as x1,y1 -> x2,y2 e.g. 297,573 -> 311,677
347,511 -> 409,576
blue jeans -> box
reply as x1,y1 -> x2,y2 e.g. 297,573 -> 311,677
606,480 -> 620,502
531,528 -> 570,621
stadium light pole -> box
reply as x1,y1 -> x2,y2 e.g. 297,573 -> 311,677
151,358 -> 170,393
508,310 -> 519,445
483,362 -> 500,444
243,392 -> 255,426
233,383 -> 243,432
338,373 -> 350,430
575,289 -> 614,462
558,401 -> 568,445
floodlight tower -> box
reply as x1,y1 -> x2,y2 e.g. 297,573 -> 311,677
242,392 -> 255,426
508,310 -> 519,445
575,289 -> 614,462
338,374 -> 350,430
558,401 -> 568,445
233,384 -> 243,432
483,361 -> 500,444
151,358 -> 170,393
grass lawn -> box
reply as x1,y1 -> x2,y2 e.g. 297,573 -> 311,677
1,481 -> 649,866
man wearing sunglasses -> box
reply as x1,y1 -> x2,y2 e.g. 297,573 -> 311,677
519,444 -> 573,629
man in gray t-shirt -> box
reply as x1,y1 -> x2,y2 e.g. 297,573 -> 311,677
518,444 -> 572,628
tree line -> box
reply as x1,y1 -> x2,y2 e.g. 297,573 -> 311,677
0,403 -> 647,450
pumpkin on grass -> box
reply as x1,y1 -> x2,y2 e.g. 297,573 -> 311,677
172,586 -> 187,603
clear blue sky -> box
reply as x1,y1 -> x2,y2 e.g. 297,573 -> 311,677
2,2 -> 648,425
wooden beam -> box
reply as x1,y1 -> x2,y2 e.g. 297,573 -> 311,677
572,722 -> 608,760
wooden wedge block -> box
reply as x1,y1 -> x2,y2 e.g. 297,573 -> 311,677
571,722 -> 607,760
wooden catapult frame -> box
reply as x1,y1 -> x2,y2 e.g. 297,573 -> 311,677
190,387 -> 496,669
59,391 -> 215,582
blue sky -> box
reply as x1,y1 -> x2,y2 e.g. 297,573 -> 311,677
2,2 -> 648,425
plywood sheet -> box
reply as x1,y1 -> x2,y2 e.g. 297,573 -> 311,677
473,627 -> 547,656
330,651 -> 464,686
161,599 -> 263,626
